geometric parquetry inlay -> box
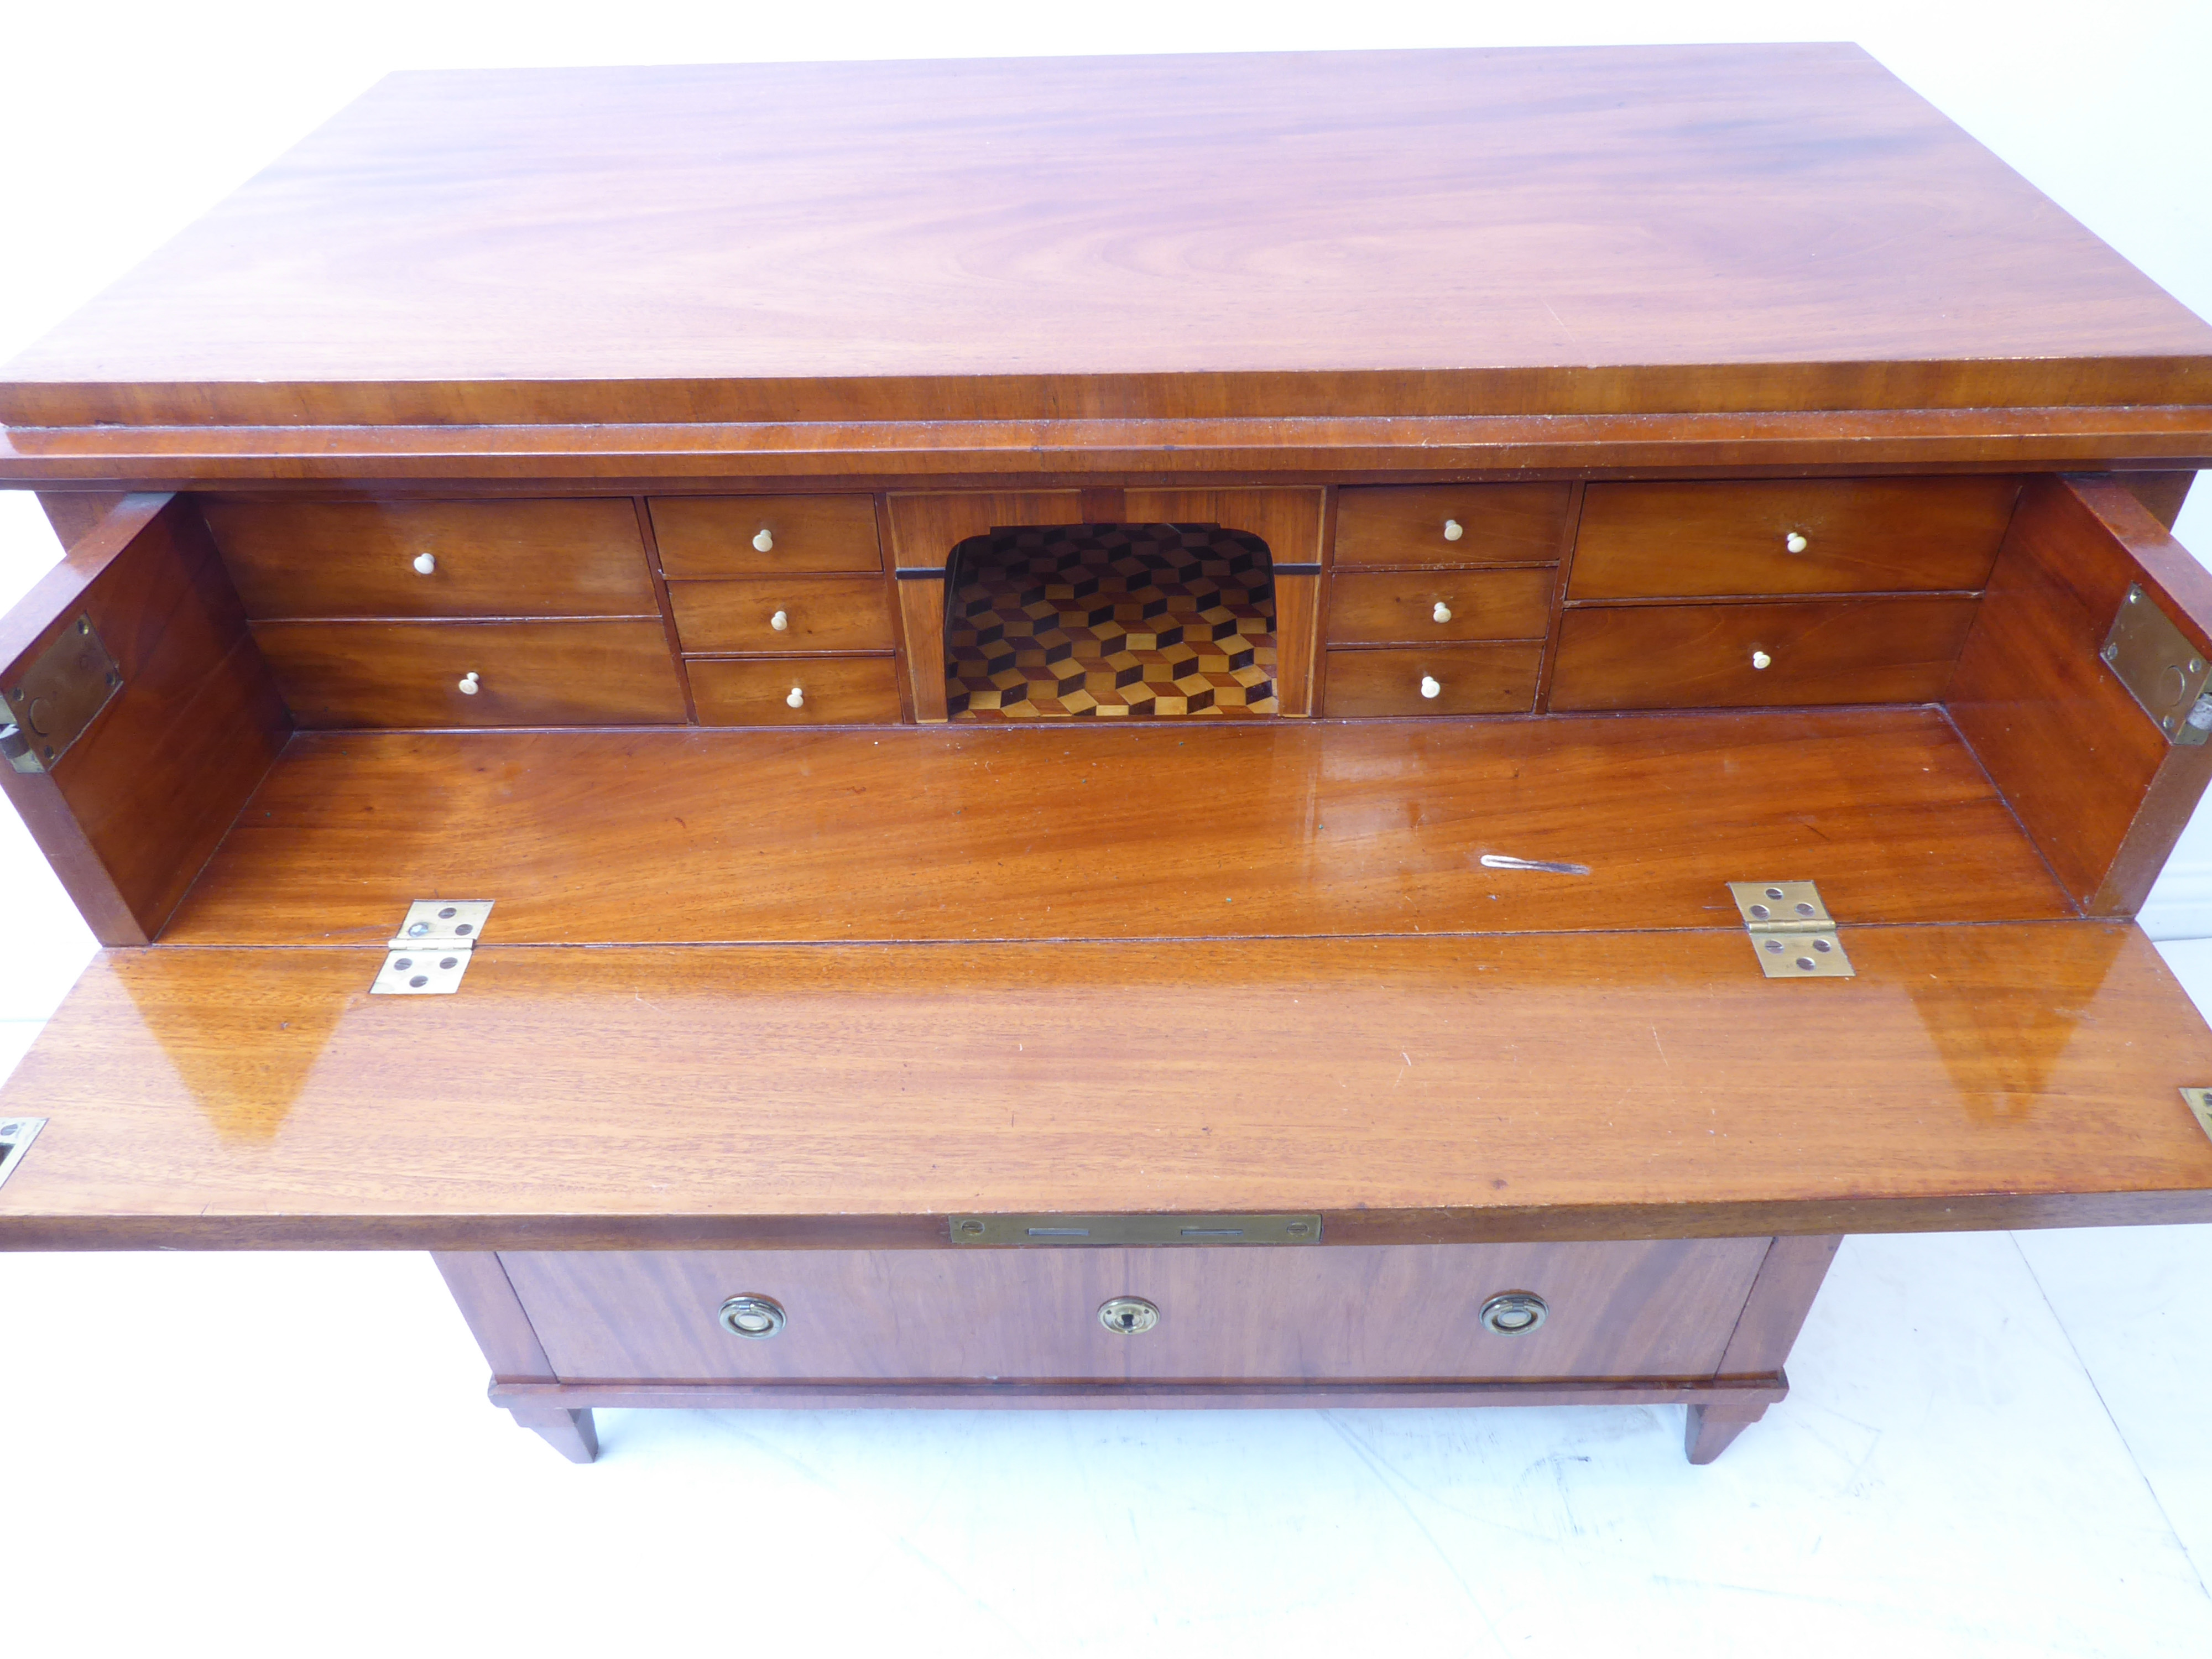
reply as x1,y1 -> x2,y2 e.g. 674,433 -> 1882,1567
946,523 -> 1278,719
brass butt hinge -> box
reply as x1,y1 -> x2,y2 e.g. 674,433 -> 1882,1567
371,900 -> 494,995
1728,880 -> 1854,978
2182,1089 -> 2212,1144
0,1117 -> 45,1188
2101,584 -> 2212,745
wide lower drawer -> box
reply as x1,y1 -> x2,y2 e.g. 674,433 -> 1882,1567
499,1239 -> 1772,1383
689,654 -> 903,724
201,497 -> 658,619
1322,643 -> 1542,715
1334,483 -> 1573,567
1549,597 -> 1981,711
650,494 -> 883,577
1569,477 -> 2021,600
254,619 -> 688,726
668,575 -> 895,654
1328,567 -> 1554,644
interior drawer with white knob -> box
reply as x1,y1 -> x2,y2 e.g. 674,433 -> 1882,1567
498,1239 -> 1772,1384
252,619 -> 689,726
201,497 -> 660,618
1568,478 -> 2022,600
689,654 -> 903,724
1328,568 -> 1554,645
1334,483 -> 1574,568
667,575 -> 895,654
650,494 -> 884,577
1548,597 -> 1983,711
1321,643 -> 1542,715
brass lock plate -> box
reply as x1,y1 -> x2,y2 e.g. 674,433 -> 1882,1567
0,1117 -> 46,1190
2183,1088 -> 2212,1144
950,1213 -> 1322,1246
2101,584 -> 2212,745
2,614 -> 122,774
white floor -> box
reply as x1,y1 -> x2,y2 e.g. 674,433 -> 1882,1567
3,639 -> 2211,1657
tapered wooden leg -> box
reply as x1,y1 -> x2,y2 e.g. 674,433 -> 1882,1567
509,1404 -> 599,1463
1684,1402 -> 1766,1464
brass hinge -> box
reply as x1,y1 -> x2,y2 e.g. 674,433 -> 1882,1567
1728,880 -> 1854,978
2,614 -> 123,774
950,1213 -> 1322,1246
2183,1088 -> 2212,1144
0,1116 -> 45,1189
371,900 -> 494,995
2101,584 -> 2212,745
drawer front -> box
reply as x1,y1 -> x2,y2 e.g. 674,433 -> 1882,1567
202,497 -> 658,619
651,494 -> 883,577
500,1239 -> 1770,1384
1323,643 -> 1542,716
690,655 -> 903,724
1335,483 -> 1573,567
1570,477 -> 2021,600
255,620 -> 687,727
1329,567 -> 1554,644
668,576 -> 895,654
1550,597 -> 1981,711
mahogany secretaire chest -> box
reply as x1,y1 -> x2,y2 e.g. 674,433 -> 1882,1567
3,45 -> 2210,1466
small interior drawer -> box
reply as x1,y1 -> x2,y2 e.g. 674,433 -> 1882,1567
1329,567 -> 1553,644
668,575 -> 895,654
1549,597 -> 1982,711
499,1239 -> 1771,1384
651,494 -> 884,577
254,619 -> 688,727
1322,643 -> 1542,716
201,497 -> 658,619
1569,477 -> 2021,599
1334,483 -> 1573,567
690,655 -> 903,724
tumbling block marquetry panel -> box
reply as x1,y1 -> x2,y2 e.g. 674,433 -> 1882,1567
947,524 -> 1277,719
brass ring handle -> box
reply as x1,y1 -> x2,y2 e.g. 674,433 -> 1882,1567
1479,1291 -> 1548,1335
719,1293 -> 787,1339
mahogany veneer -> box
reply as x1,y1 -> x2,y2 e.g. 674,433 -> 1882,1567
2,46 -> 2210,1467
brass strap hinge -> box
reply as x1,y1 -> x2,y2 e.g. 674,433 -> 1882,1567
0,1117 -> 45,1189
1728,880 -> 1854,978
371,900 -> 495,995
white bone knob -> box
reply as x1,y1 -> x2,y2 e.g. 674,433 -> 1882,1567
1783,531 -> 1809,554
770,609 -> 790,632
1432,601 -> 1453,623
785,686 -> 805,709
753,528 -> 775,553
412,552 -> 437,575
1420,675 -> 1442,700
1443,519 -> 1464,542
1750,651 -> 1772,670
457,671 -> 481,695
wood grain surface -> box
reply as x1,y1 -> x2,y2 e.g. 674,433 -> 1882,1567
500,1240 -> 1771,1381
0,494 -> 288,945
1550,597 -> 1981,711
688,656 -> 902,726
201,497 -> 655,618
1334,484 -> 1575,568
6,49 -> 2206,434
5,921 -> 2211,1247
1949,476 -> 2212,914
649,494 -> 882,577
1321,644 -> 1542,716
1569,477 -> 2021,599
1328,569 -> 1553,644
254,618 -> 687,727
157,712 -> 2070,946
667,576 -> 895,654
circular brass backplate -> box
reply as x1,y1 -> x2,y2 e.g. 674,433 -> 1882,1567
718,1293 -> 788,1339
1479,1291 -> 1548,1336
1098,1295 -> 1160,1335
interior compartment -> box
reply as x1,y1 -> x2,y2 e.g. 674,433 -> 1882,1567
945,523 -> 1277,718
